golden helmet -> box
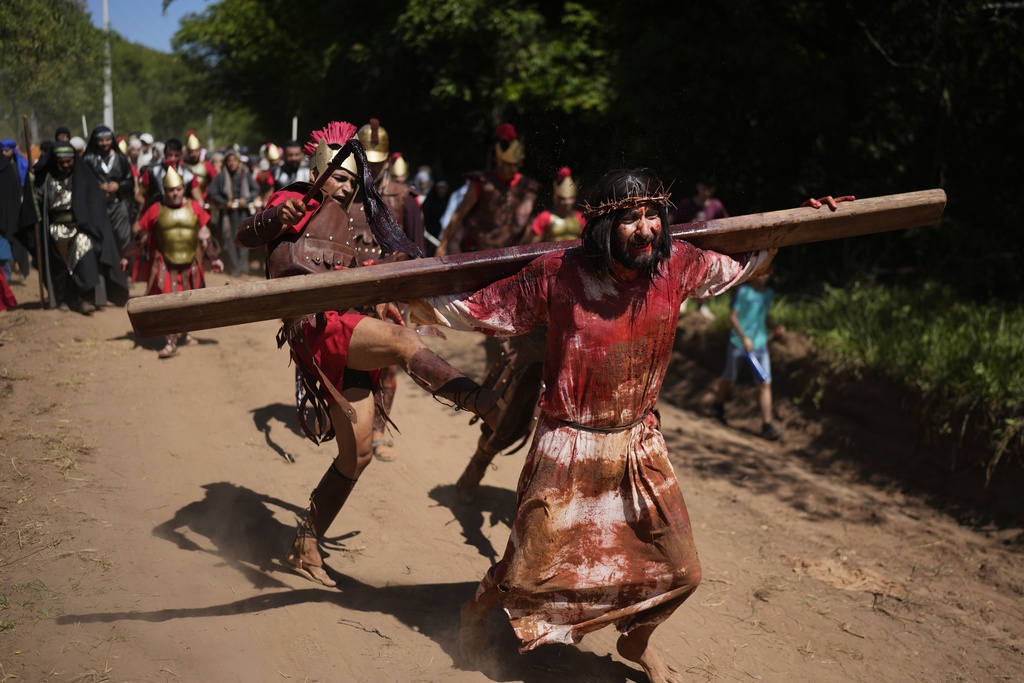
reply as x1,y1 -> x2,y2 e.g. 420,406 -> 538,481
494,123 -> 525,165
117,138 -> 128,155
390,153 -> 408,180
554,166 -> 577,199
341,152 -> 358,176
265,143 -> 280,161
163,165 -> 185,190
357,119 -> 389,163
185,131 -> 202,151
312,138 -> 359,178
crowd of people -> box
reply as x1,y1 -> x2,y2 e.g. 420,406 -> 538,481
0,116 -> 843,683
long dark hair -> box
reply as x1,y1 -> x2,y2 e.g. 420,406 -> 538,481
581,168 -> 672,280
344,138 -> 423,258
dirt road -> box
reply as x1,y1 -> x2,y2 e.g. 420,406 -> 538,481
1,275 -> 1021,682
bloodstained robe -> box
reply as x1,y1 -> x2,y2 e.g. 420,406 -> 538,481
412,241 -> 773,650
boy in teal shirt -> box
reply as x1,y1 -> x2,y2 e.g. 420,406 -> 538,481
712,274 -> 783,440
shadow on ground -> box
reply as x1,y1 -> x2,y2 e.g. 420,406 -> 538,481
57,481 -> 642,682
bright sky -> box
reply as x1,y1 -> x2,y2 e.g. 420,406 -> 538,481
84,0 -> 212,53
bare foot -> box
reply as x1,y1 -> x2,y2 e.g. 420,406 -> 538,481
617,634 -> 683,683
285,530 -> 337,588
459,598 -> 494,670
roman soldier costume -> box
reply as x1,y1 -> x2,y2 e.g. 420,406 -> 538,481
459,126 -> 540,252
183,131 -> 216,199
135,165 -> 219,357
355,119 -> 425,255
236,122 -> 534,587
529,167 -> 585,243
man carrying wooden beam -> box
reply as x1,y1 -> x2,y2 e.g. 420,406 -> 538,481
233,121 -> 538,588
409,167 -> 850,682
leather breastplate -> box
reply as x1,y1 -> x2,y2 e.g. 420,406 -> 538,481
155,202 -> 200,266
267,194 -> 359,279
380,179 -> 410,229
346,201 -> 384,263
463,172 -> 539,251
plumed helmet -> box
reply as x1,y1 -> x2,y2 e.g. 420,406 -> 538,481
304,121 -> 358,177
163,164 -> 184,190
185,131 -> 202,151
356,119 -> 389,163
554,166 -> 577,199
494,123 -> 524,165
389,152 -> 408,180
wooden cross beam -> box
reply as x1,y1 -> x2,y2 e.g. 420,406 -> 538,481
127,189 -> 946,338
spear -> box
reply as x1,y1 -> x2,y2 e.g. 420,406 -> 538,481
127,189 -> 946,338
22,114 -> 46,304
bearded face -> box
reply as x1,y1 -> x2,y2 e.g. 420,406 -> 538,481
284,146 -> 303,171
612,203 -> 664,272
56,156 -> 75,178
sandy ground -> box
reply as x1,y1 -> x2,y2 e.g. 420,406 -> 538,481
1,273 -> 1022,683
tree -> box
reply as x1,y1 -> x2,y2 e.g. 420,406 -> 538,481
0,0 -> 104,142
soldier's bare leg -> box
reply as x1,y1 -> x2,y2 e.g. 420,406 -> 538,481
286,387 -> 374,587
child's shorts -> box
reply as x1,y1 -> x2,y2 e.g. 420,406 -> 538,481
721,344 -> 772,384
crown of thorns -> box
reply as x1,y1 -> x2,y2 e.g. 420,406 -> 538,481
580,183 -> 673,220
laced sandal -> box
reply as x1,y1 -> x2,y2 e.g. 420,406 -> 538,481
372,436 -> 398,462
178,333 -> 199,346
286,523 -> 337,588
158,341 -> 178,359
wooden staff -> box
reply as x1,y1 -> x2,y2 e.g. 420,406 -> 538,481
23,115 -> 46,303
127,189 -> 946,338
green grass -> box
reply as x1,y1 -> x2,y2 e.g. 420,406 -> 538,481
764,282 -> 1024,479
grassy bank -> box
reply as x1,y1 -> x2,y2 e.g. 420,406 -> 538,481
712,282 -> 1024,480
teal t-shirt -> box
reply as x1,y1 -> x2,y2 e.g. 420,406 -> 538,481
728,284 -> 774,350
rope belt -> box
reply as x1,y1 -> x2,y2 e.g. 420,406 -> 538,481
557,409 -> 653,434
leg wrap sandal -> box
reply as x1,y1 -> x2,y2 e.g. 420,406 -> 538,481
456,437 -> 500,504
405,348 -> 542,443
287,464 -> 357,587
405,348 -> 494,418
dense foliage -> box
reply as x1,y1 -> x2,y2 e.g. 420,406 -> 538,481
0,0 -> 103,141
770,284 -> 1024,478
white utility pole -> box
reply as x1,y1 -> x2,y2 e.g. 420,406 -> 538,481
103,0 -> 114,129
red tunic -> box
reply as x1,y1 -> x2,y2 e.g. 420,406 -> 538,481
413,242 -> 773,649
264,189 -> 378,405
